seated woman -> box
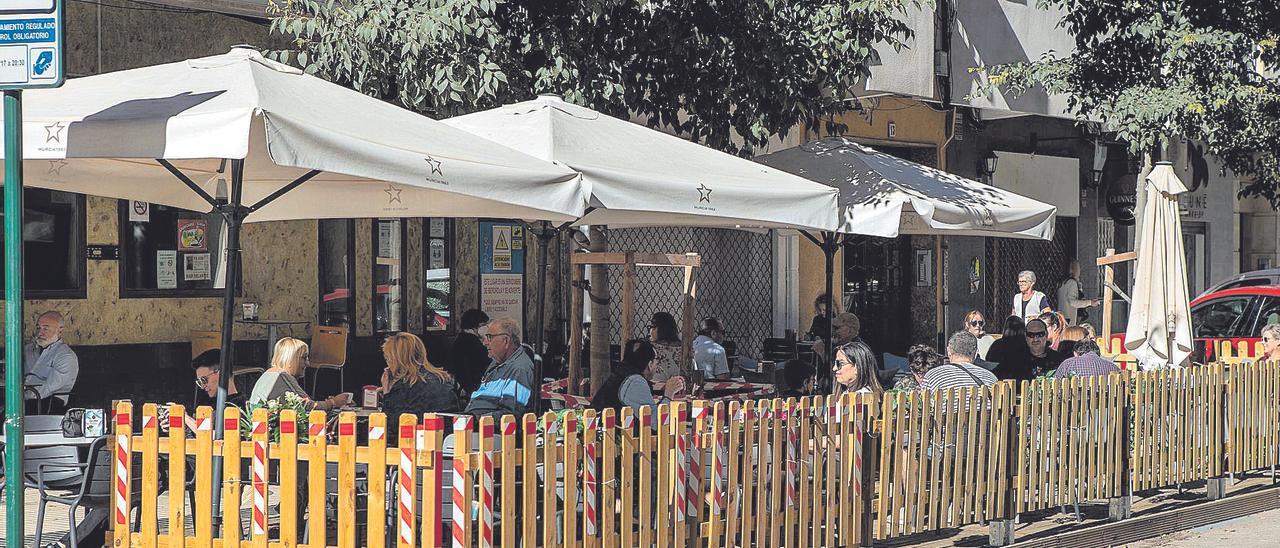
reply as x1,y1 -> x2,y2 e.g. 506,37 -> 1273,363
592,339 -> 686,412
832,340 -> 884,396
647,312 -> 685,388
779,359 -> 815,399
893,344 -> 940,391
250,337 -> 351,410
380,332 -> 463,419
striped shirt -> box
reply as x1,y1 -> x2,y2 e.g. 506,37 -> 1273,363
922,361 -> 999,391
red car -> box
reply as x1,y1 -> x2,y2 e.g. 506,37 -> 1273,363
1189,285 -> 1280,363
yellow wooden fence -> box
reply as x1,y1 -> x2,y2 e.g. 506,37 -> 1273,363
110,363 -> 1280,547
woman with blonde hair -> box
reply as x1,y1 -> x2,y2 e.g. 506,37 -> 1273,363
250,337 -> 351,410
380,332 -> 462,419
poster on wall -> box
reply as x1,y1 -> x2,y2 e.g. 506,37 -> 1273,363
378,220 -> 395,257
429,218 -> 446,238
480,273 -> 524,333
479,220 -> 526,330
177,219 -> 208,251
129,201 -> 150,222
184,253 -> 211,281
157,250 -> 178,289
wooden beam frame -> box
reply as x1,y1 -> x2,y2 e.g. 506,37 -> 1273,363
566,251 -> 701,396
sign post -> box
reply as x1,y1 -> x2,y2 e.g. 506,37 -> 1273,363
2,0 -> 65,536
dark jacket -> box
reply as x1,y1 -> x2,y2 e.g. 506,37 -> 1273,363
383,370 -> 463,420
450,331 -> 490,395
987,337 -> 1033,382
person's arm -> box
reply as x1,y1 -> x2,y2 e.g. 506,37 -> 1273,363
618,375 -> 658,410
1060,280 -> 1092,309
713,346 -> 730,379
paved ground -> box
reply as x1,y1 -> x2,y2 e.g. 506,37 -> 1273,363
1120,507 -> 1280,547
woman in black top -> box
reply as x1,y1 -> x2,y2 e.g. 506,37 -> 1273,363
381,333 -> 462,425
449,309 -> 491,396
987,315 -> 1034,382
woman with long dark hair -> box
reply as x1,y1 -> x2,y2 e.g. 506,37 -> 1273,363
987,315 -> 1032,381
648,311 -> 686,388
832,340 -> 883,396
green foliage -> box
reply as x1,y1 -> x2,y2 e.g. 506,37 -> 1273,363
268,0 -> 917,156
241,392 -> 312,443
975,1 -> 1280,202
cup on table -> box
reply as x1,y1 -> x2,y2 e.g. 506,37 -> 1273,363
338,392 -> 354,408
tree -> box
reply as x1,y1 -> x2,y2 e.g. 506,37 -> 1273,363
268,0 -> 916,156
980,1 -> 1280,201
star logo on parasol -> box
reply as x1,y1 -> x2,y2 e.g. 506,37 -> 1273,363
425,156 -> 442,175
47,160 -> 68,176
384,184 -> 403,204
44,121 -> 65,144
696,183 -> 712,203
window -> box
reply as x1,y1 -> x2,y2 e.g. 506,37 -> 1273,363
423,218 -> 454,331
318,219 -> 355,328
0,189 -> 85,299
373,218 -> 406,333
1249,296 -> 1280,335
119,201 -> 230,297
1191,297 -> 1252,339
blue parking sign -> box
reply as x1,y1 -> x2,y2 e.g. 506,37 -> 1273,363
0,0 -> 63,89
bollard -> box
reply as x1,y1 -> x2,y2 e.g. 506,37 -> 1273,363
1108,496 -> 1132,521
1207,476 -> 1229,501
989,518 -> 1016,546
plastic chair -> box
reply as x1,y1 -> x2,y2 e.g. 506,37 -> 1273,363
29,436 -> 110,548
308,325 -> 349,394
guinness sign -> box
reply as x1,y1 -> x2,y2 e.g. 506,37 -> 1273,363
1105,174 -> 1137,226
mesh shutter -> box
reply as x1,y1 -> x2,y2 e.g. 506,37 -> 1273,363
986,217 -> 1078,320
607,227 -> 773,360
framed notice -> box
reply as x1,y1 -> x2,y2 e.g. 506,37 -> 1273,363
184,253 -> 211,281
915,249 -> 933,287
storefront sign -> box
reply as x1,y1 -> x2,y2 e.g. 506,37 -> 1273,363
1179,193 -> 1208,219
1105,175 -> 1137,226
184,253 -> 210,281
177,218 -> 208,251
0,0 -> 64,89
156,250 -> 177,289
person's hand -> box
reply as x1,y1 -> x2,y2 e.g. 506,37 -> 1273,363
1092,298 -> 1103,306
380,368 -> 392,393
812,338 -> 825,356
330,393 -> 352,408
664,376 -> 687,400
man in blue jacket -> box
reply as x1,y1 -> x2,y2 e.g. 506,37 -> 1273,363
465,317 -> 535,419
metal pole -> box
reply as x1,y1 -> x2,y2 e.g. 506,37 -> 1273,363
210,158 -> 245,521
823,231 -> 837,386
532,221 -> 554,415
3,88 -> 25,539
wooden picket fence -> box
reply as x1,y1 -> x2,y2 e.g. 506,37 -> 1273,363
110,363 -> 1280,547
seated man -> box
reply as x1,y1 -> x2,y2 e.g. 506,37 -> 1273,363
465,318 -> 535,419
692,317 -> 731,381
191,349 -> 249,409
24,311 -> 79,415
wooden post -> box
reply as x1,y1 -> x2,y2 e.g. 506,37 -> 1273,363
569,260 -> 584,395
1102,248 -> 1116,343
622,252 -> 636,342
681,265 -> 697,375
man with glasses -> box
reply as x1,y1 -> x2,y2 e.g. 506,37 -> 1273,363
1025,318 -> 1067,378
465,317 -> 535,419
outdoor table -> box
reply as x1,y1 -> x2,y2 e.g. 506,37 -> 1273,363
23,433 -> 97,447
236,318 -> 311,360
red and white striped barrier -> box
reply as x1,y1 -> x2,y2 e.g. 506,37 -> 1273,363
688,403 -> 706,518
673,408 -> 688,524
852,418 -> 864,498
251,418 -> 268,537
114,410 -> 131,531
711,413 -> 727,517
583,416 -> 599,536
480,422 -> 495,548
308,422 -> 326,440
701,380 -> 775,393
196,417 -> 212,432
452,416 -> 472,548
786,402 -> 798,506
398,424 -> 415,547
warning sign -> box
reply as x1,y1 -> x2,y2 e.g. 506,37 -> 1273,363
492,225 -> 512,271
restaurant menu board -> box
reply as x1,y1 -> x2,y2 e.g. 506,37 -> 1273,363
157,250 -> 177,289
479,220 -> 525,331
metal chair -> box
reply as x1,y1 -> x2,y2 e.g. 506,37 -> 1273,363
29,436 -> 110,548
308,325 -> 349,395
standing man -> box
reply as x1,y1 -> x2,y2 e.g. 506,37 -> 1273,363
465,317 -> 535,419
24,311 -> 79,415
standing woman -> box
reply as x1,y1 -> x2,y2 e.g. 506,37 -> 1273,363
1011,270 -> 1052,322
832,340 -> 884,396
250,337 -> 351,410
380,332 -> 462,420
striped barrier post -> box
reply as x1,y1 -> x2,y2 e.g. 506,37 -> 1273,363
584,414 -> 599,539
542,413 -> 559,547
786,400 -> 798,508
251,409 -> 269,542
423,416 -> 445,548
307,412 -> 328,548
113,402 -> 132,544
674,406 -> 688,525
689,402 -> 707,520
278,410 -> 299,547
452,415 -> 473,548
368,413 -> 389,548
480,419 -> 496,548
398,416 -> 418,548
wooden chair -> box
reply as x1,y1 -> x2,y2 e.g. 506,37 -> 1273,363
308,325 -> 349,394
